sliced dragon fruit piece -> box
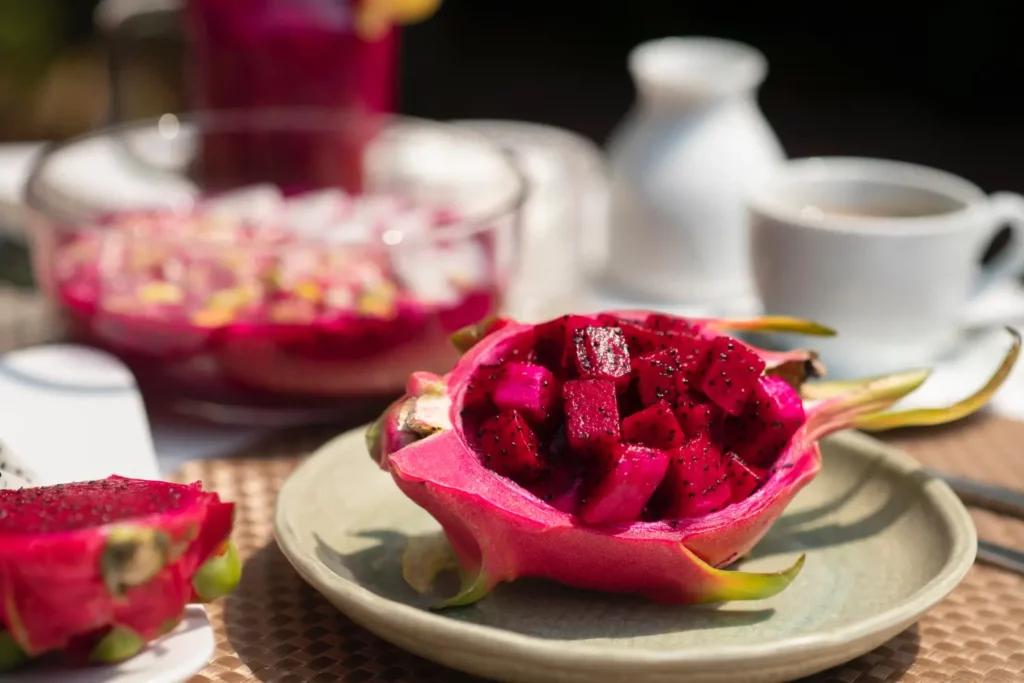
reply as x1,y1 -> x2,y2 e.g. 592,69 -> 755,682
700,336 -> 767,415
724,376 -> 807,467
579,443 -> 670,525
609,320 -> 674,355
645,313 -> 703,336
491,362 -> 560,424
0,476 -> 240,670
571,325 -> 632,386
632,349 -> 682,406
375,313 -> 1019,608
532,314 -> 599,372
462,363 -> 504,412
725,453 -> 767,503
477,412 -> 545,478
525,464 -> 584,514
663,434 -> 733,517
674,390 -> 725,439
672,335 -> 713,391
562,379 -> 620,455
622,400 -> 685,449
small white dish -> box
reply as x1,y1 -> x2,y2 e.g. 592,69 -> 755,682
0,344 -> 216,683
4,607 -> 213,683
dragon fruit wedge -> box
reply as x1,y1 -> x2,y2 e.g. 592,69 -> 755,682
368,311 -> 1020,609
0,475 -> 241,671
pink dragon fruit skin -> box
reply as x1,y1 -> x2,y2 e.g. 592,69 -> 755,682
0,476 -> 241,669
369,312 -> 1020,609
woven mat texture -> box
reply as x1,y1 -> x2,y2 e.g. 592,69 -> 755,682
2,287 -> 1023,682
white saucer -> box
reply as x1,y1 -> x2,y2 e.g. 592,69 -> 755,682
884,325 -> 1024,419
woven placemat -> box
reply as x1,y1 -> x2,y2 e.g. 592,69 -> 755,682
2,286 -> 1023,682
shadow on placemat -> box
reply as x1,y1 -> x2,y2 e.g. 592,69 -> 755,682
223,540 -> 483,683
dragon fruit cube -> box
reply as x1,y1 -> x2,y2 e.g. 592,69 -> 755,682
492,362 -> 561,424
674,390 -> 725,439
477,411 -> 545,478
700,337 -> 766,415
562,379 -> 620,455
632,349 -> 682,406
621,400 -> 684,449
664,433 -> 733,518
723,376 -> 805,467
571,326 -> 631,386
579,443 -> 670,525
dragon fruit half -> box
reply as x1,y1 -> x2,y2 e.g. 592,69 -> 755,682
368,311 -> 1020,608
0,475 -> 241,671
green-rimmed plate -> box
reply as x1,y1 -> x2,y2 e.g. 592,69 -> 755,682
274,427 -> 975,683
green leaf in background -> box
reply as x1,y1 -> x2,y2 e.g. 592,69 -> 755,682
0,0 -> 64,90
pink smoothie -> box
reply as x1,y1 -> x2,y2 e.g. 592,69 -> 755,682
185,0 -> 397,192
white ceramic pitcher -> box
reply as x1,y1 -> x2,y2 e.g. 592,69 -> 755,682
603,36 -> 785,310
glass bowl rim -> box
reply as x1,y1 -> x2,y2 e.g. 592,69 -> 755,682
22,108 -> 530,249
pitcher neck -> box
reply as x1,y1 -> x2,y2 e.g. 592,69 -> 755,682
629,36 -> 768,112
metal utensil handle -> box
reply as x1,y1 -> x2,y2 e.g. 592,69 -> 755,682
977,540 -> 1024,575
928,469 -> 1024,520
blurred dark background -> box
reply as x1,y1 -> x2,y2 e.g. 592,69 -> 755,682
1,0 -> 1023,190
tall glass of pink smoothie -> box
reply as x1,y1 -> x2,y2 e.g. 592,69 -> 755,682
184,0 -> 400,191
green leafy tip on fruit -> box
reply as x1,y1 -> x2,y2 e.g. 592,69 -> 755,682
90,626 -> 145,663
450,316 -> 508,353
192,541 -> 242,602
0,630 -> 29,672
711,316 -> 837,337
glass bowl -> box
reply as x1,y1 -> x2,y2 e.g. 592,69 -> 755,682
23,109 -> 526,425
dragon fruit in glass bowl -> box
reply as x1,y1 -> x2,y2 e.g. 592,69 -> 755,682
24,111 -> 525,425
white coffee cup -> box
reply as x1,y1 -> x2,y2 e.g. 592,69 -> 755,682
747,156 -> 1024,379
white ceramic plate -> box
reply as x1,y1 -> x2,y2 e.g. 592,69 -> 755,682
275,426 -> 976,683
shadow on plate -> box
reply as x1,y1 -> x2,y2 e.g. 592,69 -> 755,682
313,530 -> 777,641
751,453 -> 919,560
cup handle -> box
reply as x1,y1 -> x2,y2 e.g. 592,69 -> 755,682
93,0 -> 183,126
971,191 -> 1024,298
